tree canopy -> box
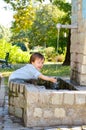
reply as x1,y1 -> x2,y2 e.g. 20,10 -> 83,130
0,25 -> 11,41
28,4 -> 65,48
3,0 -> 71,57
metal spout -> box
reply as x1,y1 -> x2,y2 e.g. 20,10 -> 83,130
56,23 -> 78,29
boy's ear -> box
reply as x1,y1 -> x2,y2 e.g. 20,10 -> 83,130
31,61 -> 34,65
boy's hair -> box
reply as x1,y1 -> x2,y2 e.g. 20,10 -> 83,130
29,52 -> 44,63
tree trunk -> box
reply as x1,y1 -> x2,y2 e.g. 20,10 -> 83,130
62,29 -> 71,66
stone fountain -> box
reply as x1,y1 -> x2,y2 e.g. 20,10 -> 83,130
8,0 -> 86,127
57,0 -> 86,86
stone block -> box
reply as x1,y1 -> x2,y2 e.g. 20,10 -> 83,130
38,91 -> 51,105
9,82 -> 13,91
13,83 -> 17,92
8,106 -> 15,115
26,85 -> 39,105
51,92 -> 63,105
19,84 -> 25,93
75,92 -> 86,104
43,110 -> 53,118
54,108 -> 66,118
64,92 -> 74,105
9,97 -> 14,105
15,107 -> 23,118
34,108 -> 42,118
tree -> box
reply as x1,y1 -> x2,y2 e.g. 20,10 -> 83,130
0,25 -> 11,41
62,29 -> 70,65
53,0 -> 71,65
11,30 -> 29,51
28,4 -> 64,49
4,0 -> 30,10
12,5 -> 35,33
4,0 -> 71,63
4,0 -> 35,50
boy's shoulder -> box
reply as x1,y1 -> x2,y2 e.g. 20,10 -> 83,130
25,64 -> 35,68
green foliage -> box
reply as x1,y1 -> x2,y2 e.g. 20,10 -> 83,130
41,64 -> 70,76
53,0 -> 71,22
4,0 -> 71,57
8,2 -> 35,52
0,39 -> 30,63
0,39 -> 11,59
30,46 -> 45,54
0,25 -> 11,41
57,34 -> 68,54
9,45 -> 30,63
28,4 -> 64,49
44,47 -> 56,62
12,42 -> 27,51
12,5 -> 35,33
10,30 -> 29,51
4,0 -> 31,11
56,54 -> 65,62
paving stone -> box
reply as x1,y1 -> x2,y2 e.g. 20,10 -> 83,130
71,126 -> 81,130
0,78 -> 5,106
33,127 -> 44,130
82,125 -> 86,130
45,128 -> 59,130
60,128 -> 71,130
45,127 -> 71,130
3,127 -> 34,130
3,127 -> 22,130
0,125 -> 3,130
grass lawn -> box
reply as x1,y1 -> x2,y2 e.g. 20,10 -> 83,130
42,63 -> 70,77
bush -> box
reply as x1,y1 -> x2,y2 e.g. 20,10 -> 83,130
9,46 -> 30,63
56,55 -> 65,62
0,39 -> 30,63
44,47 -> 56,62
12,42 -> 27,51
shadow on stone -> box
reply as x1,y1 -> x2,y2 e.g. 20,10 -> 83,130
25,78 -> 77,91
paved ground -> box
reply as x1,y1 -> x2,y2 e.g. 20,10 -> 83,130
0,77 -> 86,130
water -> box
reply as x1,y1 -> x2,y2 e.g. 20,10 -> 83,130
56,28 -> 60,71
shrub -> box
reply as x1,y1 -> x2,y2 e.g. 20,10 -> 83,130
56,54 -> 65,62
44,47 -> 56,62
0,39 -> 30,63
9,46 -> 30,63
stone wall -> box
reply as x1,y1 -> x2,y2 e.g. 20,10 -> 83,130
9,81 -> 86,127
71,0 -> 86,85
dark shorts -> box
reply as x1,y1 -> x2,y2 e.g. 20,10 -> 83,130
9,79 -> 25,83
9,78 -> 38,84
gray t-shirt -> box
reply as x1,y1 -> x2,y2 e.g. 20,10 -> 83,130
9,64 -> 41,81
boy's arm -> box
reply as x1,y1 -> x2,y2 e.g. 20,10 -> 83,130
38,74 -> 57,83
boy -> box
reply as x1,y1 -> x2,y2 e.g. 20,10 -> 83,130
9,52 -> 57,83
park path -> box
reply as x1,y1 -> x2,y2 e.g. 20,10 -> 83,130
0,77 -> 86,130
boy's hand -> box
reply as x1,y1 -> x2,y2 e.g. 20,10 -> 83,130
39,74 -> 57,83
49,77 -> 57,83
